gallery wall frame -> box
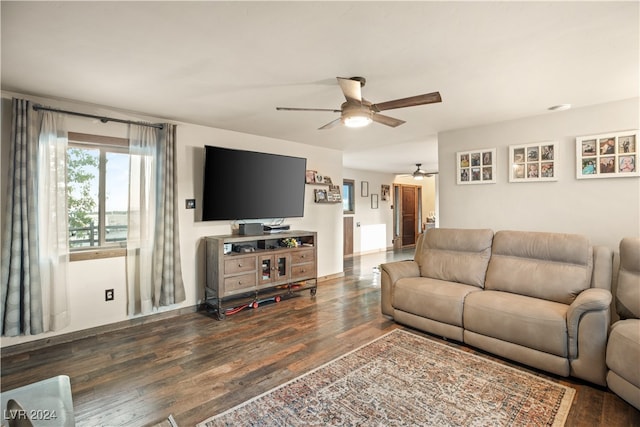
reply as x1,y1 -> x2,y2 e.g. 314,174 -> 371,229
509,141 -> 558,182
361,181 -> 369,197
456,148 -> 496,185
371,194 -> 379,209
576,130 -> 639,179
381,185 -> 390,201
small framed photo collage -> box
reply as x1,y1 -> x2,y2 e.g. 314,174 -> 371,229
456,148 -> 496,184
509,142 -> 557,182
576,130 -> 639,179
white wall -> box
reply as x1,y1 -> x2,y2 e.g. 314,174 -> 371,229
342,169 -> 395,254
0,92 -> 344,347
438,97 -> 640,250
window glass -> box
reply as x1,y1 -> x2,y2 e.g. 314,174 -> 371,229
343,179 -> 355,214
105,152 -> 129,245
67,147 -> 99,248
67,133 -> 129,251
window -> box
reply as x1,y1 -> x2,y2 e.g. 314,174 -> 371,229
343,179 -> 355,214
67,132 -> 129,254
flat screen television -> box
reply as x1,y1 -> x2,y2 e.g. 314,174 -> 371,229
202,146 -> 307,221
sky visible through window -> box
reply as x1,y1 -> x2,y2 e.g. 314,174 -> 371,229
106,152 -> 129,211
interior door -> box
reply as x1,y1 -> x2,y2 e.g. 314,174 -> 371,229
343,216 -> 354,257
393,184 -> 421,248
402,186 -> 417,246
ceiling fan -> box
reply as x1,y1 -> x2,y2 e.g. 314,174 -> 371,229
276,77 -> 441,130
398,164 -> 439,180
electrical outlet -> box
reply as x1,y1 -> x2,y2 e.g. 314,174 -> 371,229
105,289 -> 114,301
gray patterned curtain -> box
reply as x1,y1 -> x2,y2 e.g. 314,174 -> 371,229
126,123 -> 185,315
1,98 -> 44,336
154,124 -> 185,307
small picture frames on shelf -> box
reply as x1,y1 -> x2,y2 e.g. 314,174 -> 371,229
305,170 -> 317,184
361,181 -> 369,197
327,185 -> 342,202
314,188 -> 327,202
314,186 -> 341,203
306,170 -> 334,185
576,130 -> 639,179
457,148 -> 496,184
509,142 -> 557,182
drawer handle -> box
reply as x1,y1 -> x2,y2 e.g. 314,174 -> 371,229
238,263 -> 243,268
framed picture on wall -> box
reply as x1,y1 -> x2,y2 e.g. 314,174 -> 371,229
371,194 -> 379,209
361,181 -> 369,197
381,185 -> 390,201
576,130 -> 639,179
509,142 -> 558,182
456,148 -> 496,184
305,170 -> 317,184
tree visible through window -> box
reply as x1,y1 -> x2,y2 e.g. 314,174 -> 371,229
67,133 -> 129,249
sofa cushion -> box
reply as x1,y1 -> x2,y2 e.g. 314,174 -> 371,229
464,290 -> 569,357
485,230 -> 593,305
394,277 -> 481,327
607,319 -> 640,387
617,237 -> 640,319
416,228 -> 493,288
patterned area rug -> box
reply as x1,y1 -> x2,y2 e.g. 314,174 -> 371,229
198,329 -> 575,426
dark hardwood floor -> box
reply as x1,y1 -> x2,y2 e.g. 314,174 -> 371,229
2,248 -> 639,426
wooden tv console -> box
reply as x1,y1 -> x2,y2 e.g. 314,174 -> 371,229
204,230 -> 317,319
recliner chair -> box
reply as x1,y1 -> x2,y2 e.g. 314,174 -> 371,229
606,237 -> 640,410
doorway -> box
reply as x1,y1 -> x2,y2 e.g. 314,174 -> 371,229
393,184 -> 422,249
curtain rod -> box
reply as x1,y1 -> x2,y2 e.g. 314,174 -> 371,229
32,104 -> 164,130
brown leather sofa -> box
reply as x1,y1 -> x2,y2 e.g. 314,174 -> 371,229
381,228 -> 613,386
606,237 -> 640,409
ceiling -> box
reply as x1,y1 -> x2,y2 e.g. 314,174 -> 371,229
2,1 -> 638,175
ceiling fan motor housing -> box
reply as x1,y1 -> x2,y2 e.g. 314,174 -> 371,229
341,102 -> 373,126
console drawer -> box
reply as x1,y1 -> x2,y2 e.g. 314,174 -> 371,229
224,256 -> 257,275
291,263 -> 315,280
291,249 -> 314,265
224,273 -> 256,294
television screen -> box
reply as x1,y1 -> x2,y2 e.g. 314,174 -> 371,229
202,146 -> 307,221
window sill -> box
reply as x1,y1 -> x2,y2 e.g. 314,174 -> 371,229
70,248 -> 126,262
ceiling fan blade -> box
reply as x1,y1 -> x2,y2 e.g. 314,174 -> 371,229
318,118 -> 342,130
372,92 -> 442,112
276,107 -> 341,112
337,77 -> 362,104
372,113 -> 406,128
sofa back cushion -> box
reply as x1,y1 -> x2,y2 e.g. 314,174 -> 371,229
617,237 -> 640,319
485,230 -> 593,304
417,228 -> 494,288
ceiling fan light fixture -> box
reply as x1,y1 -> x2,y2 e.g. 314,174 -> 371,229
413,174 -> 424,180
341,103 -> 373,128
343,114 -> 372,128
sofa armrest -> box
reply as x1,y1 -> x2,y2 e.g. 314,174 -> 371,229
380,260 -> 420,317
591,245 -> 613,291
567,288 -> 612,358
